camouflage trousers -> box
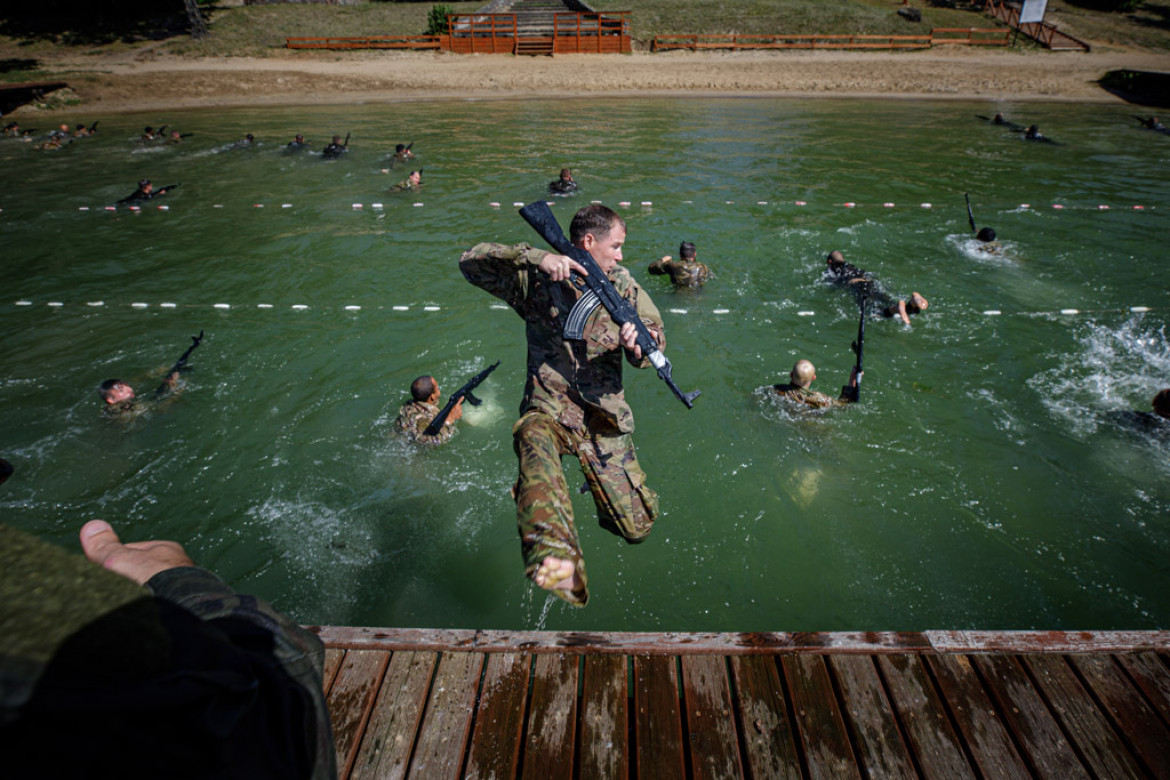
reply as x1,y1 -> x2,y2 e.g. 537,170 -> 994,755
511,409 -> 659,606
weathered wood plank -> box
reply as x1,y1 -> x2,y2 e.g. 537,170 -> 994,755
680,655 -> 743,779
729,655 -> 802,779
926,653 -> 1031,779
521,653 -> 578,780
973,654 -> 1090,779
784,654 -> 861,779
828,655 -> 916,777
464,653 -> 530,780
928,630 -> 1170,654
350,651 -> 438,780
323,647 -> 345,693
633,655 -> 686,780
876,654 -> 975,778
1114,652 -> 1170,725
326,649 -> 391,780
1023,654 -> 1144,779
1067,653 -> 1170,775
579,654 -> 629,780
407,651 -> 484,779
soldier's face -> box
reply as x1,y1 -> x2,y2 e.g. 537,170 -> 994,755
583,224 -> 625,274
105,383 -> 135,404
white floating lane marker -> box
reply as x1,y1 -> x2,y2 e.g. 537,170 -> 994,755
1131,306 -> 1150,313
158,205 -> 169,211
215,303 -> 231,309
757,201 -> 768,205
619,201 -> 631,207
640,201 -> 652,207
79,207 -> 89,211
668,308 -> 688,315
48,302 -> 64,307
1060,308 -> 1079,315
282,203 -> 293,208
344,305 -> 361,311
257,304 -> 273,309
1052,204 -> 1064,210
351,203 -> 362,209
512,202 -> 524,208
253,203 -> 264,208
105,206 -> 116,211
161,303 -> 176,308
131,302 -> 148,308
214,204 -> 224,209
489,202 -> 501,208
490,304 -> 508,310
393,305 -> 410,311
713,308 -> 730,314
843,202 -> 856,208
921,203 -> 932,208
1133,205 -> 1146,210
1097,205 -> 1110,210
983,310 -> 1002,316
795,201 -> 806,206
372,203 -> 383,209
87,301 -> 104,307
16,301 -> 32,306
798,311 -> 815,317
291,304 -> 308,310
423,306 -> 440,312
883,202 -> 895,208
413,202 -> 423,208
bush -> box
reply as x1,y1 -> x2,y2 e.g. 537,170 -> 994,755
427,4 -> 454,34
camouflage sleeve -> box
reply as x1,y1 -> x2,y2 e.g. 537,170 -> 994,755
627,276 -> 665,369
459,242 -> 550,313
394,402 -> 455,446
145,566 -> 335,779
647,259 -> 668,275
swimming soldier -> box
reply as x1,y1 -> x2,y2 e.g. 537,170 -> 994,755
322,134 -> 348,160
769,359 -> 860,409
975,226 -> 1003,255
825,250 -> 928,325
548,168 -> 578,195
231,133 -> 255,149
647,241 -> 710,288
286,133 -> 310,150
389,169 -> 422,193
460,204 -> 665,607
98,332 -> 202,418
393,376 -> 464,445
117,179 -> 177,205
387,142 -> 414,168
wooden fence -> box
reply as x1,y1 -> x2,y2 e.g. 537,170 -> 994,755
652,28 -> 1009,52
286,35 -> 441,50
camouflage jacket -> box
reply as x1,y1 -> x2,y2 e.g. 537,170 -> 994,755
459,242 -> 664,436
648,258 -> 710,288
771,382 -> 857,409
394,399 -> 454,445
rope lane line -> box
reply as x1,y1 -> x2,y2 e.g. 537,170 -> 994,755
9,300 -> 1162,318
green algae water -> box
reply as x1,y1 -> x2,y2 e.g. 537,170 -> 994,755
2,97 -> 1168,632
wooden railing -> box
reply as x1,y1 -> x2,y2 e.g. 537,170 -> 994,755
553,12 -> 630,54
286,35 -> 441,50
931,27 -> 1011,45
653,34 -> 932,51
446,11 -> 631,55
983,0 -> 1091,51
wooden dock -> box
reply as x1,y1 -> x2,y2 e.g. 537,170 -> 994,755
315,627 -> 1170,778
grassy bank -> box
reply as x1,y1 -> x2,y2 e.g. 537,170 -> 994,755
0,0 -> 1167,67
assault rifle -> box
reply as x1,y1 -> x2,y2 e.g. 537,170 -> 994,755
88,120 -> 99,133
518,200 -> 700,409
155,330 -> 203,395
850,297 -> 866,402
423,361 -> 499,436
965,192 -> 977,233
157,183 -> 180,196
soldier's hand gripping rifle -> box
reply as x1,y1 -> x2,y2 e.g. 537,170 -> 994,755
155,330 -> 204,395
518,200 -> 700,409
423,361 -> 499,437
849,297 -> 866,402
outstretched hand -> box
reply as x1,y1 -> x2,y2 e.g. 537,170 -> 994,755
80,519 -> 195,586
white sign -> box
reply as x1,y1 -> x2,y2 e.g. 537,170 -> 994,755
1020,0 -> 1048,24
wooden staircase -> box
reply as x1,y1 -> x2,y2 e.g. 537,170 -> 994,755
478,0 -> 588,55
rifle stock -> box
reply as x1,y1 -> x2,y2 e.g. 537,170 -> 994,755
423,361 -> 499,437
518,200 -> 700,409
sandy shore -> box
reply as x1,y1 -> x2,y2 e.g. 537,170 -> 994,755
14,46 -> 1170,113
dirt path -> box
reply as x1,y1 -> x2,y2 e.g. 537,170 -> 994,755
15,46 -> 1170,113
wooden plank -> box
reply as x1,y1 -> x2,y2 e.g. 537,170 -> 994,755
729,656 -> 801,779
876,654 -> 975,778
326,649 -> 391,780
633,655 -> 686,780
928,630 -> 1170,654
680,656 -> 742,779
828,655 -> 916,777
351,651 -> 438,780
1114,652 -> 1170,725
1023,654 -> 1144,778
521,653 -> 578,780
1067,654 -> 1170,774
579,654 -> 629,780
926,654 -> 1030,779
407,651 -> 484,779
323,647 -> 345,693
973,654 -> 1089,779
464,653 -> 530,780
784,655 -> 860,779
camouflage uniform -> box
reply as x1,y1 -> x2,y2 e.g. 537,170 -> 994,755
648,257 -> 710,288
771,382 -> 857,409
548,179 -> 578,195
460,242 -> 664,606
394,399 -> 456,445
389,177 -> 420,193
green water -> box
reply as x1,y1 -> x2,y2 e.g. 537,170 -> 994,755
2,98 -> 1168,632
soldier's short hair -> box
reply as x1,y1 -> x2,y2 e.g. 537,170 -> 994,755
98,378 -> 125,401
679,241 -> 696,259
138,178 -> 150,189
977,227 -> 997,242
1154,388 -> 1170,418
790,360 -> 816,388
570,204 -> 624,245
411,375 -> 436,402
